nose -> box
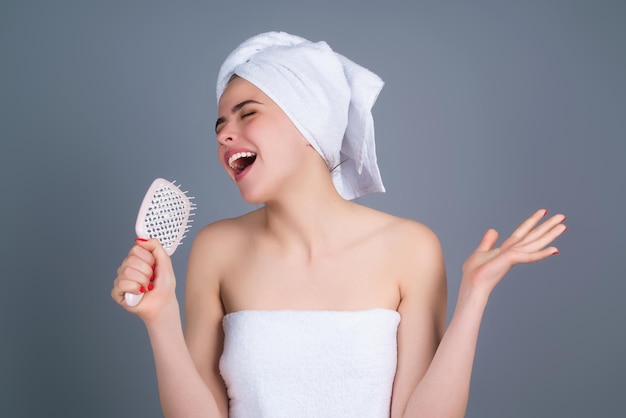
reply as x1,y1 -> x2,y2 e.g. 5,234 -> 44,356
216,122 -> 237,146
216,134 -> 232,146
216,129 -> 233,146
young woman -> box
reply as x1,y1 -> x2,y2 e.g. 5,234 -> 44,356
112,32 -> 566,418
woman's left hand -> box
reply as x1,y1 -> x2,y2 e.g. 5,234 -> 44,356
461,209 -> 567,298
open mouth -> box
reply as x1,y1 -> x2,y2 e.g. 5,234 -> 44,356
228,151 -> 257,175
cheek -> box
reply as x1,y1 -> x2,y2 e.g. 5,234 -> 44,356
251,115 -> 310,165
215,144 -> 223,165
271,121 -> 310,155
216,145 -> 232,175
282,120 -> 309,147
277,147 -> 313,180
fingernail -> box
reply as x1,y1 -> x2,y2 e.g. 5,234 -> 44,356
552,251 -> 559,255
542,209 -> 548,217
150,273 -> 155,282
562,216 -> 567,222
151,264 -> 156,270
148,283 -> 154,291
136,238 -> 148,242
139,286 -> 146,293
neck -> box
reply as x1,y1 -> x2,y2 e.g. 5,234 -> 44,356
261,164 -> 354,259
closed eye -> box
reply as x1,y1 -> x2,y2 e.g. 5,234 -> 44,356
215,100 -> 263,134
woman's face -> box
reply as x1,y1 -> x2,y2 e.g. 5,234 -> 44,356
215,76 -> 311,204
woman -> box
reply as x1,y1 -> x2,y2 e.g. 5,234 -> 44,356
112,32 -> 566,418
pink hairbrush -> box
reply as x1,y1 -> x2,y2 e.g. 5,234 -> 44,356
124,178 -> 195,307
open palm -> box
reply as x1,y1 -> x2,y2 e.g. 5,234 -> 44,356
462,209 -> 567,296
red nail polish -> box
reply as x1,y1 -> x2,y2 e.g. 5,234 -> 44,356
148,283 -> 154,291
542,209 -> 548,217
150,273 -> 155,282
552,251 -> 559,255
139,286 -> 146,293
136,238 -> 148,242
562,216 -> 567,222
151,264 -> 156,270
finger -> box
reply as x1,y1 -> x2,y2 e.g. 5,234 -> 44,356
128,243 -> 156,267
517,222 -> 567,253
115,264 -> 151,289
137,238 -> 175,290
508,246 -> 560,265
520,213 -> 566,246
501,208 -> 548,247
134,238 -> 174,281
118,252 -> 154,281
476,228 -> 499,252
111,278 -> 147,304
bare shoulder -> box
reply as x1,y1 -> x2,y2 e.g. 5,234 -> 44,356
189,208 -> 264,266
395,216 -> 445,292
396,217 -> 444,271
185,208 -> 264,309
359,206 -> 443,260
193,208 -> 262,247
388,214 -> 441,249
357,207 -> 446,300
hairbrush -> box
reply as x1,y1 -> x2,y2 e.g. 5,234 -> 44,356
124,178 -> 195,307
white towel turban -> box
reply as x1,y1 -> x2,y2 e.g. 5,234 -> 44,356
216,31 -> 385,200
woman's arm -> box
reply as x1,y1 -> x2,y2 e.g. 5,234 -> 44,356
394,273 -> 486,418
392,209 -> 566,418
112,236 -> 227,418
145,298 -> 224,418
183,225 -> 231,417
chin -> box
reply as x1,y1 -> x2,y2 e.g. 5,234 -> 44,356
238,186 -> 269,206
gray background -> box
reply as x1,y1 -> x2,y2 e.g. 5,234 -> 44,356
1,0 -> 624,417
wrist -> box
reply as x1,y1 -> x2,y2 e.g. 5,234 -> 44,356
143,298 -> 182,331
456,280 -> 490,313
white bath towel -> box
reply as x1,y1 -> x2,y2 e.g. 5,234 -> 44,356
220,309 -> 400,418
216,31 -> 386,200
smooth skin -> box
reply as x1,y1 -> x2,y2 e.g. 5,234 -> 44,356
112,77 -> 566,418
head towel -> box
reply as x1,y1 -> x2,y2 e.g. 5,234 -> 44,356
216,31 -> 385,200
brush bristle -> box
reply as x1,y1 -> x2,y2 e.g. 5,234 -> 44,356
137,179 -> 196,253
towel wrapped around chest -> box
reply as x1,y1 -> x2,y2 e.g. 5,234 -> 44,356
219,309 -> 400,418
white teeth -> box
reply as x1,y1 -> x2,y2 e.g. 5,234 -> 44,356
228,151 -> 257,169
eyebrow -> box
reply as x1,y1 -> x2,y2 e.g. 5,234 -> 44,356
215,99 -> 262,133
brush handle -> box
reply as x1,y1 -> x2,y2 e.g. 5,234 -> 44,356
125,292 -> 144,307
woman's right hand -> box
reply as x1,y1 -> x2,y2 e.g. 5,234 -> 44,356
111,238 -> 179,324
